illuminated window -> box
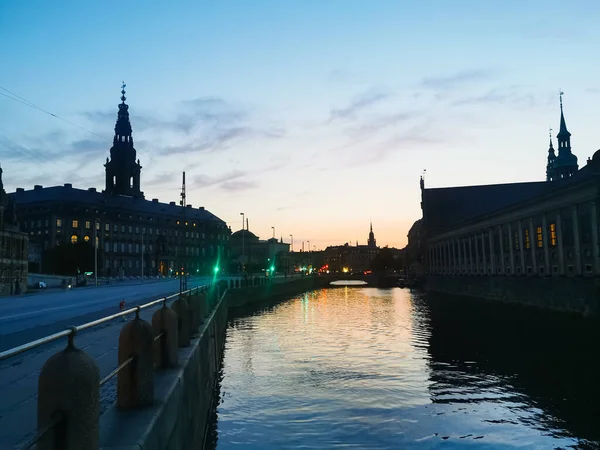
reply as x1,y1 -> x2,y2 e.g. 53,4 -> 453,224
549,223 -> 557,246
71,234 -> 78,244
84,235 -> 90,243
96,222 -> 100,230
536,226 -> 543,248
525,229 -> 530,249
56,218 -> 63,228
72,220 -> 79,228
85,221 -> 91,229
176,220 -> 180,225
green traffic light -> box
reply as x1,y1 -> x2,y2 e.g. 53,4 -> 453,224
214,266 -> 219,273
270,265 -> 274,272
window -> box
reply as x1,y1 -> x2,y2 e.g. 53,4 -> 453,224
549,223 -> 557,246
44,219 -> 49,227
85,221 -> 91,229
104,259 -> 110,268
524,229 -> 531,249
536,226 -> 543,248
121,243 -> 125,252
128,226 -> 133,233
37,220 -> 41,227
136,227 -> 139,234
121,225 -> 125,233
71,234 -> 78,244
84,235 -> 90,243
128,260 -> 133,268
56,218 -> 63,228
96,222 -> 100,230
128,243 -> 133,253
136,244 -> 140,253
72,220 -> 79,228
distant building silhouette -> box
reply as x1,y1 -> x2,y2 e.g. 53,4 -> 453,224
368,221 -> 376,247
9,84 -> 228,278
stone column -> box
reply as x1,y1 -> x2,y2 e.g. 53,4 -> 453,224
452,238 -> 458,274
462,237 -> 468,274
517,220 -> 525,274
474,233 -> 480,274
507,222 -> 515,275
591,202 -> 600,274
446,241 -> 451,274
572,205 -> 582,275
498,225 -> 505,275
528,218 -> 537,274
467,235 -> 472,274
488,229 -> 495,275
556,211 -> 565,275
481,233 -> 487,274
542,213 -> 550,276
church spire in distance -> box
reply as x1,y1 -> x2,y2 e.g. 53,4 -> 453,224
368,221 -> 376,247
546,127 -> 556,181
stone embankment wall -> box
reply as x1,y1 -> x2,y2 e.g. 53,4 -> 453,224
425,275 -> 600,317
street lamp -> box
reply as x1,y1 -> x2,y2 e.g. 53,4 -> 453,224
93,218 -> 99,287
271,226 -> 275,239
289,234 -> 293,252
307,240 -> 311,253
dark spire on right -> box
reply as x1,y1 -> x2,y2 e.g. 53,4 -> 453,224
546,91 -> 578,181
368,221 -> 376,248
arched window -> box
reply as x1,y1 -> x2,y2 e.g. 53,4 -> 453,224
84,235 -> 90,243
71,234 -> 78,244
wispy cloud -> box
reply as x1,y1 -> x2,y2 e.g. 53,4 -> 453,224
346,111 -> 412,139
421,69 -> 494,91
451,85 -> 549,110
329,86 -> 394,122
220,180 -> 259,191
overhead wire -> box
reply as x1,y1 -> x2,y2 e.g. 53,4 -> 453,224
0,86 -> 111,142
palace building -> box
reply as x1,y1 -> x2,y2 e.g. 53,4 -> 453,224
418,94 -> 600,313
9,86 -> 229,277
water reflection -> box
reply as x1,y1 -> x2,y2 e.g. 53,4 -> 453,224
206,288 -> 600,450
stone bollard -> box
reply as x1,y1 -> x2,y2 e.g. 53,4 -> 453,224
199,291 -> 209,320
187,292 -> 201,336
171,295 -> 191,347
38,329 -> 100,450
151,302 -> 178,368
117,308 -> 154,409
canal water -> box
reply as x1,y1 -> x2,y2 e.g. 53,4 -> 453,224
206,287 -> 600,449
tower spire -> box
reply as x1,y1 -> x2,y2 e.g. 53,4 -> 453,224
557,90 -> 571,140
546,91 -> 578,181
104,83 -> 144,198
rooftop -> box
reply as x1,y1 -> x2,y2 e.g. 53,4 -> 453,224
9,184 -> 225,225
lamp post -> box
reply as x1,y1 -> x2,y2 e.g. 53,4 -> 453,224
307,240 -> 311,253
271,226 -> 275,239
93,218 -> 98,287
141,229 -> 144,280
290,234 -> 293,252
240,212 -> 245,275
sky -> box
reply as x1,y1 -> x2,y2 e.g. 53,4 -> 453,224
1,0 -> 600,249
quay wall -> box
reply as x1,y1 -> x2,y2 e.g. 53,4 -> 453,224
425,275 -> 600,317
99,277 -> 328,450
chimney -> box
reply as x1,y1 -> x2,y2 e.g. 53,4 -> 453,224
34,185 -> 42,190
16,188 -> 24,193
152,198 -> 159,203
64,183 -> 72,189
88,187 -> 96,192
199,206 -> 204,211
169,201 -> 175,206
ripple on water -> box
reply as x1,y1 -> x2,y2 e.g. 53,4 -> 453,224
209,287 -> 599,450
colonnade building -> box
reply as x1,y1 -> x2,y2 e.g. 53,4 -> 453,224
421,96 -> 600,280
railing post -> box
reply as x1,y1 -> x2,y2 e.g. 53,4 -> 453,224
171,294 -> 191,347
188,291 -> 201,336
38,329 -> 100,450
151,301 -> 178,368
117,307 -> 154,409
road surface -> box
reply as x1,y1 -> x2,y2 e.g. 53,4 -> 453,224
0,276 -> 232,449
0,276 -> 222,352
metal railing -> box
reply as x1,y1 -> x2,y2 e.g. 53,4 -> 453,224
0,276 -> 294,450
0,289 -> 194,362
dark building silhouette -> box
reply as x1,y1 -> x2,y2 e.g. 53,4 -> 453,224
418,92 -> 600,280
367,221 -> 376,247
546,93 -> 578,181
0,166 -> 28,295
104,84 -> 143,198
323,223 -> 380,273
9,85 -> 229,277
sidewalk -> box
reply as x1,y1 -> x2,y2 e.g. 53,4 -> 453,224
0,294 -> 171,449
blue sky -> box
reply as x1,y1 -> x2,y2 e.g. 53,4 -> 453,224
1,0 -> 599,248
